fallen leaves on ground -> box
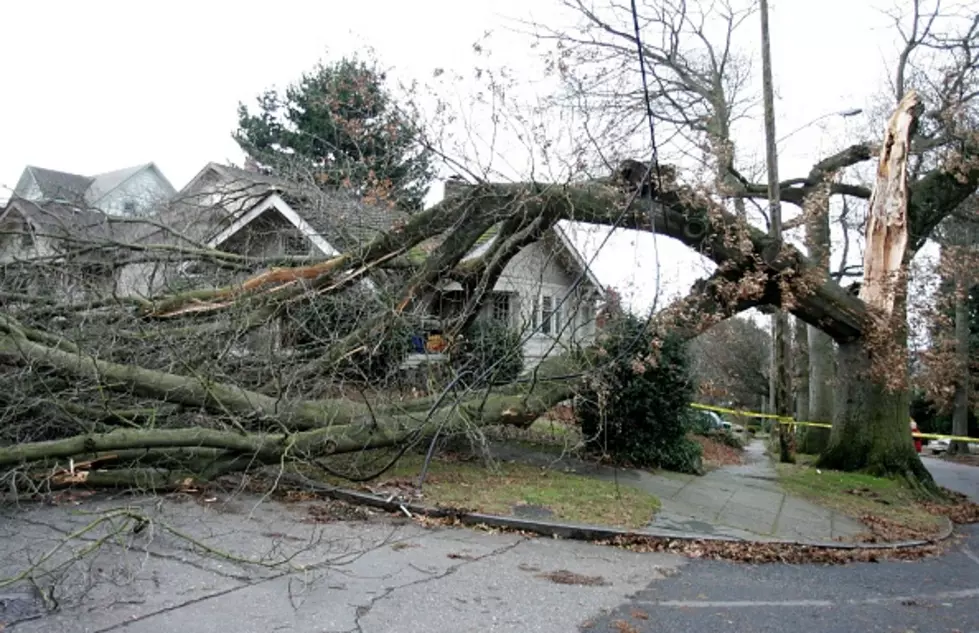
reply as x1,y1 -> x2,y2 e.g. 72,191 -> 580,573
612,619 -> 641,633
407,513 -> 949,564
303,500 -> 375,523
691,435 -> 743,467
855,514 -> 940,543
921,490 -> 979,524
535,569 -> 609,586
940,453 -> 979,466
597,534 -> 949,564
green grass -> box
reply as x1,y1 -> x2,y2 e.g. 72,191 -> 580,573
481,418 -> 585,455
308,452 -> 659,529
776,459 -> 946,535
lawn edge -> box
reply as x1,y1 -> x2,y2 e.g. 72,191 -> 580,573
278,472 -> 955,551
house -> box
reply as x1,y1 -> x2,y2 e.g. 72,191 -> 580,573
0,162 -> 176,300
155,164 -> 605,367
2,158 -> 606,368
12,163 -> 176,217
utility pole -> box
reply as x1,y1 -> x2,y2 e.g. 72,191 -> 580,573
759,0 -> 793,462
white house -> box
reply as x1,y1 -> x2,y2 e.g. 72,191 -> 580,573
12,163 -> 176,217
0,162 -> 177,300
162,163 -> 607,367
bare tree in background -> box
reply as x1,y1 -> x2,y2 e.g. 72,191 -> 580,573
688,316 -> 770,408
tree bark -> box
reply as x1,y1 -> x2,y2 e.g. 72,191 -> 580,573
949,274 -> 971,455
800,180 -> 835,454
817,298 -> 937,492
818,91 -> 936,487
793,316 -> 810,422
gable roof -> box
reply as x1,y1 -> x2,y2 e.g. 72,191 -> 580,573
86,163 -> 177,203
14,166 -> 94,205
0,197 -> 146,260
176,162 -> 411,254
12,163 -> 176,211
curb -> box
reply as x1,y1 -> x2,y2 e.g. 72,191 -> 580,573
282,475 -> 957,551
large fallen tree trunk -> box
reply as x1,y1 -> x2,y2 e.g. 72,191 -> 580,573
3,109 -> 978,490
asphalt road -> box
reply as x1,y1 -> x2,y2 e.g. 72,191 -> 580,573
0,458 -> 976,633
584,457 -> 979,633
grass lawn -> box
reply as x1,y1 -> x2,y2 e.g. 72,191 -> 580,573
776,456 -> 947,539
305,452 -> 659,530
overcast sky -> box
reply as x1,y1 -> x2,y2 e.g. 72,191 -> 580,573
0,0 -> 927,315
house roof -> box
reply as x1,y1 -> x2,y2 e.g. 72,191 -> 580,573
176,162 -> 411,254
0,197 -> 145,259
14,166 -> 94,205
87,163 -> 177,203
12,162 -> 176,208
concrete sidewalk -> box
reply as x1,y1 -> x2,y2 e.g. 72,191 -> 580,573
492,439 -> 867,543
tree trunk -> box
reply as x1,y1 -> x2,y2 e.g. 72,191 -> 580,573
794,316 -> 810,422
817,337 -> 937,492
801,327 -> 835,453
800,177 -> 835,454
817,90 -> 936,488
949,275 -> 971,455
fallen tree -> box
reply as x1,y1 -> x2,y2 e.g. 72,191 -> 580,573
3,126 -> 978,492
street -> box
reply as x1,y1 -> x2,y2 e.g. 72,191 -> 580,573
586,456 -> 979,633
0,458 -> 975,633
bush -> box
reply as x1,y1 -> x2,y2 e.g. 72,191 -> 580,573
706,429 -> 745,450
449,319 -> 525,386
576,313 -> 702,473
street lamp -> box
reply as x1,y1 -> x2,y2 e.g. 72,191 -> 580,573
776,108 -> 863,146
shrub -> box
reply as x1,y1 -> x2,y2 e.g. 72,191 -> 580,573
576,313 -> 702,474
449,319 -> 525,386
707,429 -> 745,450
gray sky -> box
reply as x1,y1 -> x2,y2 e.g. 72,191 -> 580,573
0,0 -> 924,314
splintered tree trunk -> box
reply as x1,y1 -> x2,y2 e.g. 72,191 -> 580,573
817,90 -> 936,489
950,275 -> 971,455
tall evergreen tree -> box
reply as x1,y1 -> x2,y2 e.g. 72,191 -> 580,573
234,56 -> 434,211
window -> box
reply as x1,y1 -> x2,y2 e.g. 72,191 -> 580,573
492,293 -> 511,324
122,200 -> 137,215
540,295 -> 553,334
579,303 -> 595,338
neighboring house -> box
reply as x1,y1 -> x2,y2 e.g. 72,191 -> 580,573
1,162 -> 176,301
12,163 -> 176,217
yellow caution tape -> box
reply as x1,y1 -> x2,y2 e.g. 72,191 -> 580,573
689,402 -> 979,444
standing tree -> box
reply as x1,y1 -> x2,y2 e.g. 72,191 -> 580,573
234,56 -> 435,211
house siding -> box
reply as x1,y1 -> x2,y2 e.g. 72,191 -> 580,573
92,168 -> 172,217
487,239 -> 599,367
